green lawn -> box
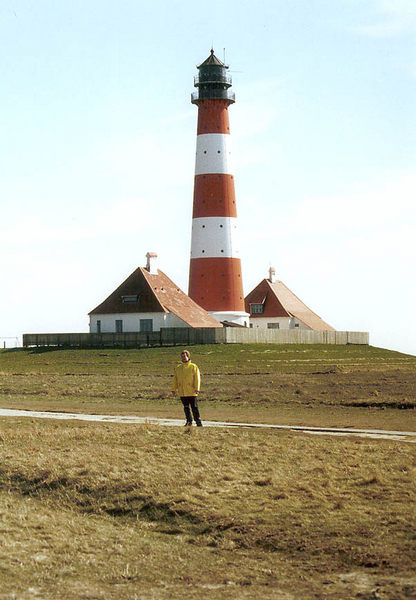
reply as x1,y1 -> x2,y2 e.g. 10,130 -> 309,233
1,343 -> 414,375
0,344 -> 415,430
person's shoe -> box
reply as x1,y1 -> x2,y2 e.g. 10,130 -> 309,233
196,422 -> 203,427
184,422 -> 192,427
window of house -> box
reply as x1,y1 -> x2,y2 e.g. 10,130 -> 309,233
294,323 -> 300,328
267,323 -> 279,329
122,295 -> 139,303
251,303 -> 264,314
96,320 -> 101,333
140,319 -> 153,333
115,319 -> 123,333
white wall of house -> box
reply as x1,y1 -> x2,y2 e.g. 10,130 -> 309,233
209,310 -> 250,327
89,312 -> 190,333
249,316 -> 310,330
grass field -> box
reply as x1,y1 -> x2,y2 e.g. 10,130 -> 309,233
0,344 -> 415,429
0,344 -> 415,599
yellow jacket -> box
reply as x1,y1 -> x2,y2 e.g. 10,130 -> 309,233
172,361 -> 201,397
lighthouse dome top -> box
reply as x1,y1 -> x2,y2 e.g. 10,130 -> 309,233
197,48 -> 228,69
192,48 -> 235,104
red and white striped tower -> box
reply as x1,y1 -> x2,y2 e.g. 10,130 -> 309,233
188,50 -> 249,326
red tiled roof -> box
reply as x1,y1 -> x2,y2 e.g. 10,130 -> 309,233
89,267 -> 222,329
245,279 -> 334,331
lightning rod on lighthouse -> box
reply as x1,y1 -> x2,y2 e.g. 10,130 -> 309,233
188,49 -> 249,327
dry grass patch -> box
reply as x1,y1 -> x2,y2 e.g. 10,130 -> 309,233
0,418 -> 415,599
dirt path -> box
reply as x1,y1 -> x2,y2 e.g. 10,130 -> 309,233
0,408 -> 415,442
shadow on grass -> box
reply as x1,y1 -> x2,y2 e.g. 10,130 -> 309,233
2,470 -> 216,536
0,347 -> 61,355
1,347 -> 27,354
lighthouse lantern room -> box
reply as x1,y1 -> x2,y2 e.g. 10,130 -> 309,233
188,49 -> 249,327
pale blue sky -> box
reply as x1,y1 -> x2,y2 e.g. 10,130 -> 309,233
1,0 -> 415,354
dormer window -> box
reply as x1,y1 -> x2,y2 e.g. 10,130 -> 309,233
251,303 -> 264,314
122,295 -> 139,303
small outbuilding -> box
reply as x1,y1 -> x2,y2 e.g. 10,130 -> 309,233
89,253 -> 222,333
245,267 -> 334,331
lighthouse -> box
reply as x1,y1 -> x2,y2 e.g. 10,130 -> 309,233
188,49 -> 249,326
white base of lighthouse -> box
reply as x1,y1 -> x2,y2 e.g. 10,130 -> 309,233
208,311 -> 250,327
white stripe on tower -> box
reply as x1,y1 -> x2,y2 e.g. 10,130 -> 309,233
195,134 -> 233,175
188,49 -> 248,326
191,217 -> 240,259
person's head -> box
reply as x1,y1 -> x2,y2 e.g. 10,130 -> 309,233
181,350 -> 191,363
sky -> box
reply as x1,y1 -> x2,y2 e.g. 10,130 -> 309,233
0,0 -> 415,355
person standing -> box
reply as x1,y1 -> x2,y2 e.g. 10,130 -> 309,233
171,350 -> 202,426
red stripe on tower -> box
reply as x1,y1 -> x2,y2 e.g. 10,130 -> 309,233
188,49 -> 249,326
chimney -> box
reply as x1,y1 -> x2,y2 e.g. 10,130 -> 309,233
146,252 -> 158,274
269,266 -> 276,283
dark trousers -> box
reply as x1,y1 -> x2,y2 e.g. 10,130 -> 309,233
181,396 -> 202,425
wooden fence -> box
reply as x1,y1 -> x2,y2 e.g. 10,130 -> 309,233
23,329 -> 369,348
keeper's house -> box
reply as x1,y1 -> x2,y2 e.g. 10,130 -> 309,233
89,253 -> 221,334
245,268 -> 334,331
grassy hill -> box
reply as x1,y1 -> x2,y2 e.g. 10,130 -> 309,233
0,344 -> 415,599
0,344 -> 414,430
